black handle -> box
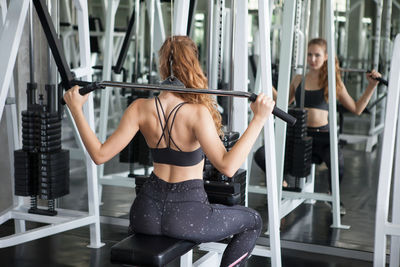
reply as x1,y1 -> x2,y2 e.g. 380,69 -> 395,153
374,77 -> 388,86
249,93 -> 297,126
61,82 -> 104,105
366,70 -> 388,86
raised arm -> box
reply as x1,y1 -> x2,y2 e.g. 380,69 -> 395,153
63,86 -> 140,165
338,69 -> 381,115
194,94 -> 274,177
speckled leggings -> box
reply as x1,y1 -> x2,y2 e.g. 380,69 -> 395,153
129,172 -> 262,267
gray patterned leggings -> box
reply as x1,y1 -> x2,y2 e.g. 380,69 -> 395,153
129,172 -> 262,267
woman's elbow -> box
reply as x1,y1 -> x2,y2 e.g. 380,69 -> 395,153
91,154 -> 107,165
219,166 -> 238,178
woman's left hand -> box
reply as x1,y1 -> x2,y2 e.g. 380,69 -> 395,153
366,69 -> 382,87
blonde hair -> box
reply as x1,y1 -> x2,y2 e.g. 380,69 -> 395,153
159,36 -> 223,136
308,38 -> 343,101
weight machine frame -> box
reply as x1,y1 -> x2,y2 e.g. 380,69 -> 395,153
0,0 -> 103,249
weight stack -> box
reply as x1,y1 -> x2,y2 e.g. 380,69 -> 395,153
203,131 -> 247,206
14,107 -> 41,197
120,92 -> 152,166
15,104 -> 69,200
285,108 -> 313,177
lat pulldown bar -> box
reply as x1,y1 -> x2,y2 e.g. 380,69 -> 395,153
33,0 -> 296,126
62,77 -> 297,126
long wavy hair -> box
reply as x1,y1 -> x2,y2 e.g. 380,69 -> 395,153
159,36 -> 223,136
308,38 -> 343,101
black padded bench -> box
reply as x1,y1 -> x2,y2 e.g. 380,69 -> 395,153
110,233 -> 197,266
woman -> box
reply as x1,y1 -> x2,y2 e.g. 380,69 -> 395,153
256,38 -> 381,213
289,38 -> 381,212
64,36 -> 274,267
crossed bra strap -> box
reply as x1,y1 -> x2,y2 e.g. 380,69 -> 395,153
154,96 -> 187,150
152,96 -> 205,167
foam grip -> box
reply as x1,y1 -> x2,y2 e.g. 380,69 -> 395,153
366,70 -> 388,86
375,77 -> 388,86
249,93 -> 297,126
61,82 -> 103,105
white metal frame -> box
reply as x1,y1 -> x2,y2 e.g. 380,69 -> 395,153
0,0 -> 103,249
373,34 -> 400,267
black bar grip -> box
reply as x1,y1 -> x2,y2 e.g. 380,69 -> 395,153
272,106 -> 297,126
374,77 -> 388,86
249,93 -> 297,126
366,70 -> 388,86
61,82 -> 104,105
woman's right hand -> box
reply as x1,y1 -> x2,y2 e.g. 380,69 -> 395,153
63,85 -> 89,112
250,93 -> 275,123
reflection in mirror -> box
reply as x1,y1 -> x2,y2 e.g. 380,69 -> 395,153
57,0 -> 399,261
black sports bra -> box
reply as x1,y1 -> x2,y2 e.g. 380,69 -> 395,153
295,83 -> 329,111
150,96 -> 205,167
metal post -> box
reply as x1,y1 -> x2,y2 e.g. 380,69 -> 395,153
211,0 -> 223,91
374,34 -> 400,267
292,0 -> 302,75
275,0 -> 296,204
133,0 -> 140,82
74,0 -> 104,248
299,0 -> 311,112
1,0 -> 25,234
390,98 -> 400,267
0,0 -> 29,121
326,0 -> 348,229
98,0 -> 119,182
258,1 -> 281,265
146,0 -> 165,68
231,0 -> 248,169
148,0 -> 154,83
173,0 -> 189,35
367,0 -> 383,151
206,0 -> 214,89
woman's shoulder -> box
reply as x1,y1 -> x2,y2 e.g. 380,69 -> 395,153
125,97 -> 154,114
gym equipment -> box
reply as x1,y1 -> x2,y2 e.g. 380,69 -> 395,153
62,78 -> 297,126
203,131 -> 247,206
0,0 -> 103,250
284,109 -> 313,185
14,86 -> 69,216
110,233 -> 197,266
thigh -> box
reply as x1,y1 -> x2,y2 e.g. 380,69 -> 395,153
162,202 -> 261,243
129,193 -> 163,235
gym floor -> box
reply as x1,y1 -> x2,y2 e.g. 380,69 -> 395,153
0,114 -> 383,267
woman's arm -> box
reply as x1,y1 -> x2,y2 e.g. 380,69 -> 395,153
338,69 -> 381,115
272,74 -> 300,104
288,75 -> 302,104
64,86 -> 140,165
194,94 -> 274,177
